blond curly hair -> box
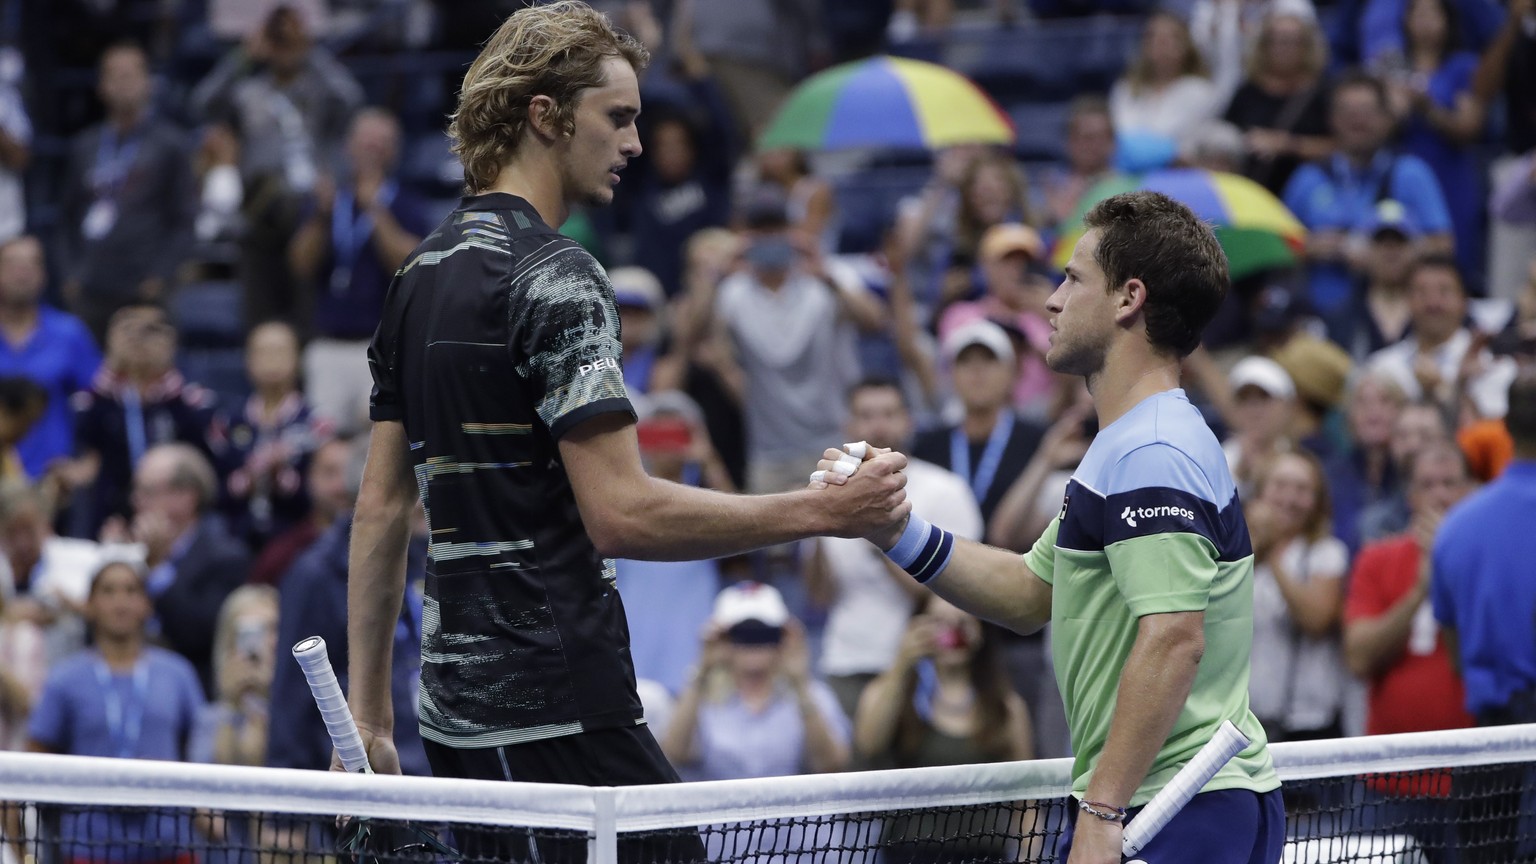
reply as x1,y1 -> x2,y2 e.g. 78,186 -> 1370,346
449,1 -> 649,194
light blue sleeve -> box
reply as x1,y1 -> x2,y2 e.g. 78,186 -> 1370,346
1394,157 -> 1453,234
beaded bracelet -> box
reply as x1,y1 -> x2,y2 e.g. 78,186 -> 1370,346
1077,799 -> 1127,823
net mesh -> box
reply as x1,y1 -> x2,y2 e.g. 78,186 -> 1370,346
2,725 -> 1534,864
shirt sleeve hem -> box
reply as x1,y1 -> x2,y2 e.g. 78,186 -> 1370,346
369,404 -> 403,422
549,397 -> 636,441
1124,591 -> 1210,617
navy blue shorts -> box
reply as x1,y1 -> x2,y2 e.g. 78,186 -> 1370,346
1058,788 -> 1286,864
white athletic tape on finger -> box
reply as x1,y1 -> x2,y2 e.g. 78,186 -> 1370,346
1121,720 -> 1249,856
809,470 -> 828,484
831,459 -> 858,477
843,441 -> 868,460
292,636 -> 372,774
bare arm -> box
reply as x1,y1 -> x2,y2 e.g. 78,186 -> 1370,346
560,413 -> 910,561
794,682 -> 850,773
345,421 -> 416,766
1265,544 -> 1345,638
288,208 -> 331,284
660,665 -> 710,766
1419,92 -> 1487,145
367,204 -> 422,273
853,617 -> 932,757
1003,692 -> 1034,761
927,539 -> 1052,636
0,126 -> 28,172
1344,562 -> 1429,679
1071,611 -> 1205,861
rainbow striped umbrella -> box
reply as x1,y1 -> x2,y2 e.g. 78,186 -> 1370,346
757,56 -> 1015,152
1051,169 -> 1307,280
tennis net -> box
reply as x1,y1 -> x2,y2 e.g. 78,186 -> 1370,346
1,724 -> 1533,864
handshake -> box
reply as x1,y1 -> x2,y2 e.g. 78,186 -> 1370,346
803,441 -> 912,549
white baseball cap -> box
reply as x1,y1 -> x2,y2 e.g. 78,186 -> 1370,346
942,319 -> 1016,366
712,581 -> 790,629
1230,356 -> 1296,400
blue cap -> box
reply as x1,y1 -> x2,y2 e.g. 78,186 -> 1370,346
1366,199 -> 1419,240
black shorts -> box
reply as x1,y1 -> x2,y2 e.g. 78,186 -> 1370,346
425,725 -> 705,864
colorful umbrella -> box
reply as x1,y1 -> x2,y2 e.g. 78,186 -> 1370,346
1051,169 -> 1307,280
757,56 -> 1015,152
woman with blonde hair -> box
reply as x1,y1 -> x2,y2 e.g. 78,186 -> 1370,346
1110,12 -> 1220,150
1221,7 -> 1335,192
1247,450 -> 1350,741
190,584 -> 279,766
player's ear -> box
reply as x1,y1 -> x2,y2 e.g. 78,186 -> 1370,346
1116,277 -> 1149,325
526,94 -> 561,140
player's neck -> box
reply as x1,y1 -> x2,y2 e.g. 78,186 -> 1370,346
486,158 -> 569,228
1087,346 -> 1181,429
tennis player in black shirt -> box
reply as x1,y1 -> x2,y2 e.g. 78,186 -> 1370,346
343,0 -> 909,844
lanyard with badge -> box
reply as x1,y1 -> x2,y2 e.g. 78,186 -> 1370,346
83,127 -> 142,242
93,657 -> 150,759
330,182 -> 397,295
951,412 -> 1014,505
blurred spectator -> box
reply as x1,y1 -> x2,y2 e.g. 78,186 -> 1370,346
189,584 -> 277,766
853,597 -> 1032,861
1110,12 -> 1221,161
912,322 -> 1046,527
212,321 -> 331,548
898,150 -> 1035,314
1358,400 -> 1450,545
1359,0 -> 1507,68
130,443 -> 249,693
807,378 -> 981,720
854,596 -> 1031,767
66,307 -> 217,538
289,108 -> 429,432
1492,149 -> 1536,225
627,103 -> 732,295
1350,200 -> 1420,359
1271,333 -> 1354,457
0,236 -> 102,481
610,267 -> 678,397
18,559 -> 204,864
1324,369 -> 1408,555
754,148 -> 837,252
0,51 -> 30,245
682,188 -> 883,493
59,42 -> 195,341
192,124 -> 245,246
1431,367 -> 1536,861
674,228 -> 748,489
670,0 -> 828,144
661,581 -> 850,780
936,224 -> 1055,420
1223,356 -> 1299,497
1366,254 -> 1517,421
1220,6 -> 1334,194
615,391 -> 732,695
1488,257 -> 1536,358
1192,0 -> 1317,110
0,379 -> 45,484
1479,0 -> 1536,302
248,434 -> 352,587
192,5 -> 365,331
1390,0 -> 1489,288
1246,450 -> 1349,741
892,144 -> 984,310
266,448 -> 430,775
1039,97 -> 1119,232
1344,440 -> 1475,736
1283,72 -> 1452,343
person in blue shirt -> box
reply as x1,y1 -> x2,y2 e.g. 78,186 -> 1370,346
1431,367 -> 1536,861
26,558 -> 206,864
0,235 -> 102,479
1283,72 -> 1452,345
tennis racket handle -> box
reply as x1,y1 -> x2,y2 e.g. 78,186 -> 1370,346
1121,720 -> 1250,857
291,636 -> 373,774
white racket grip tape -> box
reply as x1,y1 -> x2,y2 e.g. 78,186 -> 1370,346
843,441 -> 869,460
1121,720 -> 1250,857
292,636 -> 372,774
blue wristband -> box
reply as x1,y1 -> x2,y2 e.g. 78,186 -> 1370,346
884,515 -> 955,584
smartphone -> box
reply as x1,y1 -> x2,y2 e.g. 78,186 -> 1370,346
935,625 -> 969,650
636,416 -> 693,454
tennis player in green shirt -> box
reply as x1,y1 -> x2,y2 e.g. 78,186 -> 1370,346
818,191 -> 1283,864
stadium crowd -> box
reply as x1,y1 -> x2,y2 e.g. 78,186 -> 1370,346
0,0 -> 1532,807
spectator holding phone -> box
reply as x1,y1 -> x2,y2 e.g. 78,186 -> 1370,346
190,584 -> 278,766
